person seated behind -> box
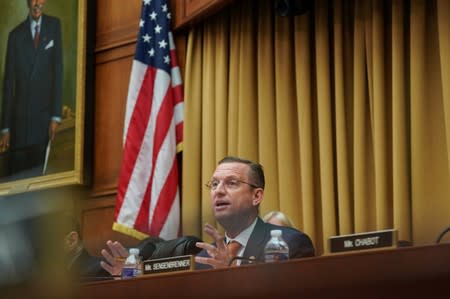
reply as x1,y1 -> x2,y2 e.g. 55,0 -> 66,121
263,211 -> 295,228
100,156 -> 315,273
63,214 -> 111,281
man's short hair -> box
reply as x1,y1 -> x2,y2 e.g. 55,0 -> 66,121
218,156 -> 265,189
61,213 -> 82,240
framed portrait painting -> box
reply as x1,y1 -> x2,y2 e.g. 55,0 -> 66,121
0,0 -> 89,195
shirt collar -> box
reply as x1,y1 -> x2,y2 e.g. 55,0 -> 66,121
225,217 -> 258,248
30,16 -> 42,31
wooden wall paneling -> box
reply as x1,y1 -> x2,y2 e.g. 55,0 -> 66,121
95,0 -> 141,51
174,33 -> 188,81
171,0 -> 185,29
185,0 -> 222,16
81,195 -> 140,256
93,48 -> 134,197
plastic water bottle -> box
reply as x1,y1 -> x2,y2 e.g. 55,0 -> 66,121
264,230 -> 289,263
121,248 -> 142,279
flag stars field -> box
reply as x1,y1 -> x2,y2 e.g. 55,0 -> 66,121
159,39 -> 167,49
142,34 -> 151,43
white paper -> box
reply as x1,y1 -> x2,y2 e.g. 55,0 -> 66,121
42,140 -> 51,175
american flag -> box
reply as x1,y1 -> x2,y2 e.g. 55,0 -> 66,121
113,0 -> 184,240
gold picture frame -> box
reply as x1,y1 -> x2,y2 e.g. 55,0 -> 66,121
0,0 -> 88,195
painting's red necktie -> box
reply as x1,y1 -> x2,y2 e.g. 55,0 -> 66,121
34,24 -> 40,48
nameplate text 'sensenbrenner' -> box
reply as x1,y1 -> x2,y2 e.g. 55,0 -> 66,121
143,255 -> 194,275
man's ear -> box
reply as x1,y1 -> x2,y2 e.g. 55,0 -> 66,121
65,231 -> 80,250
252,188 -> 264,206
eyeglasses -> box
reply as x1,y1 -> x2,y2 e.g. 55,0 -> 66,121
205,178 -> 260,191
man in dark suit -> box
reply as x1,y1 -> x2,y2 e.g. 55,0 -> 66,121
63,214 -> 111,281
0,0 -> 62,177
195,156 -> 314,269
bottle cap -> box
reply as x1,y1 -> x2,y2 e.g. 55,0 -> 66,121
270,229 -> 282,237
129,248 -> 140,255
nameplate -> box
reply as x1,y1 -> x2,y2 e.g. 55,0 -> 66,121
329,229 -> 397,253
143,255 -> 194,275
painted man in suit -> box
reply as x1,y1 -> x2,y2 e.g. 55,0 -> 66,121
99,156 -> 314,274
194,156 -> 315,268
0,0 -> 62,177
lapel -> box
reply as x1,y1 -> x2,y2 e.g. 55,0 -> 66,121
37,15 -> 50,51
242,217 -> 270,262
17,18 -> 36,80
29,15 -> 49,80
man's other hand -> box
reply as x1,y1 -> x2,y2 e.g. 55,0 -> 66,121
49,120 -> 59,141
100,240 -> 129,276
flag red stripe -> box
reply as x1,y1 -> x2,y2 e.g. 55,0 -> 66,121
172,85 -> 183,105
153,90 -> 174,164
170,48 -> 178,67
134,81 -> 174,231
134,177 -> 151,232
150,157 -> 179,236
114,67 -> 156,217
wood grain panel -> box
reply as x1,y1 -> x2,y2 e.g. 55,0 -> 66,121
174,33 -> 187,81
185,0 -> 219,16
174,0 -> 236,29
81,195 -> 140,256
80,244 -> 450,298
95,0 -> 141,51
93,53 -> 133,197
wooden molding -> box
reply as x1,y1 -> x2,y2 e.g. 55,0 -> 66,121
95,24 -> 138,53
174,0 -> 236,30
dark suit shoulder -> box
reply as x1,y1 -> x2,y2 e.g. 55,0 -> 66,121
8,18 -> 29,36
8,15 -> 61,37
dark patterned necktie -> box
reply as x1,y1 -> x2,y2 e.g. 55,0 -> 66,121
34,24 -> 40,48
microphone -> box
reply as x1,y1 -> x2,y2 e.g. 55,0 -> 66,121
138,236 -> 165,260
150,236 -> 202,259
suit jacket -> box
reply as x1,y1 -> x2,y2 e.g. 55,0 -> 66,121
196,217 -> 315,270
1,14 -> 62,155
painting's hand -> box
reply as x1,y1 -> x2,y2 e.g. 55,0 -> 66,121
100,240 -> 129,276
49,121 -> 59,141
0,132 -> 10,153
194,223 -> 230,268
